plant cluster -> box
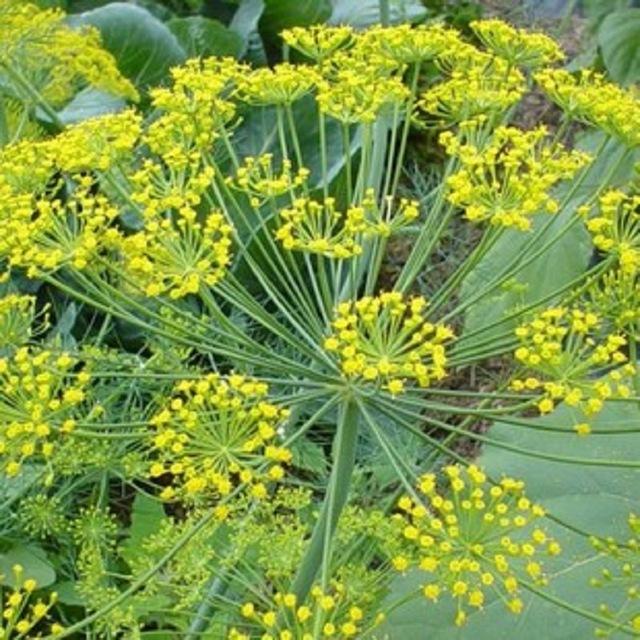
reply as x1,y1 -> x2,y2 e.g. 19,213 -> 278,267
0,1 -> 639,638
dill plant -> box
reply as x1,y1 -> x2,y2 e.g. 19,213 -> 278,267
0,3 -> 639,638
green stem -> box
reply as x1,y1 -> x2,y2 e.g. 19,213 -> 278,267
1,63 -> 63,129
0,96 -> 8,146
342,124 -> 353,204
379,0 -> 390,25
291,398 -> 360,600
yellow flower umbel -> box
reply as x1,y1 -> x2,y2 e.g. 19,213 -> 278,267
316,67 -> 409,125
117,209 -> 232,299
589,513 -> 640,637
0,294 -> 37,349
237,63 -> 318,106
6,177 -> 120,278
419,57 -> 525,125
147,57 -> 241,169
0,564 -> 62,638
54,110 -> 142,174
324,292 -> 454,394
511,307 -> 635,434
229,154 -> 310,206
0,348 -> 96,478
358,23 -> 462,65
535,69 -> 640,148
119,161 -> 232,298
393,465 -> 559,626
275,192 -> 417,259
0,0 -> 137,106
586,270 -> 640,340
471,19 -> 564,69
229,575 -> 385,640
148,374 -> 292,503
441,125 -> 589,230
281,25 -> 354,63
585,190 -> 640,275
275,196 -> 369,259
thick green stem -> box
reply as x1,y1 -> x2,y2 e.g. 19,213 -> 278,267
291,398 -> 359,600
379,0 -> 390,25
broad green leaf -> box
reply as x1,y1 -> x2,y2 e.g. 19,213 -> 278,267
69,3 -> 186,89
0,544 -> 56,588
598,9 -> 640,85
168,17 -> 243,58
459,208 -> 591,342
121,493 -> 167,565
329,0 -> 427,27
259,0 -> 332,42
56,88 -> 126,125
379,402 -> 640,638
583,0 -> 631,22
229,0 -> 265,57
0,465 -> 42,504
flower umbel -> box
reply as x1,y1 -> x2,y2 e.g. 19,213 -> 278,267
589,513 -> 640,637
442,124 -> 589,230
324,292 -> 454,394
148,374 -> 291,502
393,465 -> 559,626
511,307 -> 634,433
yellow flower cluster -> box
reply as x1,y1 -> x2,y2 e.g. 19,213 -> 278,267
535,69 -> 640,148
275,196 -> 369,258
316,60 -> 409,124
589,513 -> 640,637
392,465 -> 559,626
129,161 -> 214,222
275,192 -> 418,258
587,270 -> 640,339
281,25 -> 354,63
0,348 -> 96,477
0,0 -> 138,106
0,564 -> 63,638
511,307 -> 634,434
117,209 -> 232,299
584,190 -> 640,275
238,63 -> 318,106
358,23 -> 462,64
420,57 -> 525,124
54,110 -> 142,173
229,581 -> 384,640
0,294 -> 37,349
324,292 -> 454,394
471,19 -> 564,68
120,162 -> 232,298
148,58 -> 241,169
442,125 -> 590,230
148,374 -> 291,503
2,176 -> 119,279
229,154 -> 310,205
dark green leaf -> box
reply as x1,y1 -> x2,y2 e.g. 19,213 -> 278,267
56,88 -> 126,125
459,208 -> 591,342
259,0 -> 331,42
229,0 -> 265,57
121,493 -> 166,565
69,3 -> 186,89
598,8 -> 640,85
0,544 -> 56,588
168,16 -> 243,58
